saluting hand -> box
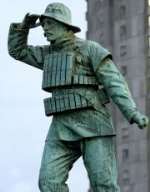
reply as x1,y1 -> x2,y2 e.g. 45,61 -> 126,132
21,13 -> 40,29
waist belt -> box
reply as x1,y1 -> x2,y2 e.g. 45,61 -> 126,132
44,88 -> 110,116
44,92 -> 93,116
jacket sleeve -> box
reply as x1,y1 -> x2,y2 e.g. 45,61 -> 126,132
95,57 -> 138,123
8,23 -> 44,70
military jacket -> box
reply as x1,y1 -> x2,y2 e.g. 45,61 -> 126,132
8,23 -> 137,140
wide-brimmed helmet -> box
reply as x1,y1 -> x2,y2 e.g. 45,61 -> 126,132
40,3 -> 81,33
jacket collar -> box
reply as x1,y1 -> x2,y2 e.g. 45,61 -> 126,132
50,31 -> 76,51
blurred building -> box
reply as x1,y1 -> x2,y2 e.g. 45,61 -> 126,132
85,0 -> 150,192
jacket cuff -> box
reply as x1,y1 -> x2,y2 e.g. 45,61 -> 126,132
125,109 -> 138,124
10,23 -> 29,32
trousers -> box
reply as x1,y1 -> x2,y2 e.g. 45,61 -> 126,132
38,134 -> 120,192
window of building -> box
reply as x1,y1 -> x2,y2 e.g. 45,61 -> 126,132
123,185 -> 130,192
99,31 -> 104,39
148,16 -> 150,26
121,65 -> 127,76
123,177 -> 130,185
120,5 -> 126,20
120,45 -> 127,58
95,0 -> 103,12
120,25 -> 127,41
122,148 -> 129,161
122,127 -> 129,139
139,80 -> 146,97
97,16 -> 104,28
148,0 -> 150,6
149,37 -> 150,47
122,169 -> 130,185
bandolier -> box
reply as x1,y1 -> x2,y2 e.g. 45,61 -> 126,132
42,37 -> 110,116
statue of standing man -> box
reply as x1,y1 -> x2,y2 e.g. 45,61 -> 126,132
8,3 -> 149,192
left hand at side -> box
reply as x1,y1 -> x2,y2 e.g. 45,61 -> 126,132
131,111 -> 149,129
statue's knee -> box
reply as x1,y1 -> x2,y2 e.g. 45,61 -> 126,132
89,171 -> 120,192
38,176 -> 69,192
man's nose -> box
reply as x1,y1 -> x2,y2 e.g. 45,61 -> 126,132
43,23 -> 49,30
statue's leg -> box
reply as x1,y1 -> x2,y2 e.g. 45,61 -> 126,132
38,137 -> 81,192
81,136 -> 120,192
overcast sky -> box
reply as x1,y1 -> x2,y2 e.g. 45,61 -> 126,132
0,1 -> 89,191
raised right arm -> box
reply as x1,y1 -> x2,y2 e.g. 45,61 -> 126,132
8,23 -> 45,70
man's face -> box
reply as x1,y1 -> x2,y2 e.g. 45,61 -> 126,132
41,17 -> 68,42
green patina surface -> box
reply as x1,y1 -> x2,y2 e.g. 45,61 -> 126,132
8,2 -> 149,192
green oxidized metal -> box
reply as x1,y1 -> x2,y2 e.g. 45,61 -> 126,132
42,52 -> 98,91
8,2 -> 149,192
40,3 -> 81,33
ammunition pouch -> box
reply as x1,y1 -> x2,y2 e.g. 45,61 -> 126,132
44,88 -> 110,116
42,52 -> 98,92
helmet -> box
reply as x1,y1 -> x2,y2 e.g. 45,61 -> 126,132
40,3 -> 81,33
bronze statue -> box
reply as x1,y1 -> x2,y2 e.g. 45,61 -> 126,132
8,3 -> 149,192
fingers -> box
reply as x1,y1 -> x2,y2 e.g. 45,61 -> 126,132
138,117 -> 149,129
23,12 -> 30,22
21,13 -> 40,29
21,13 -> 30,28
30,14 -> 40,18
31,22 -> 41,28
29,15 -> 40,28
25,13 -> 30,18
